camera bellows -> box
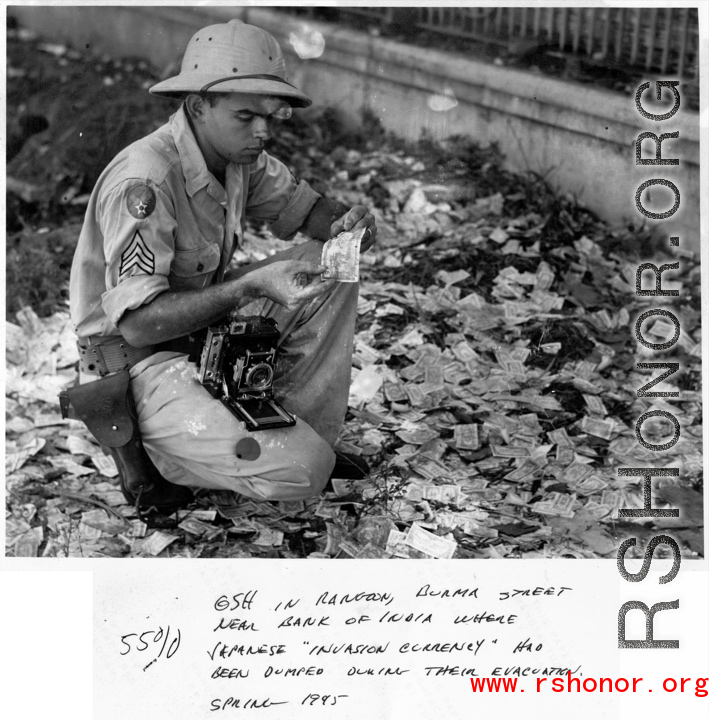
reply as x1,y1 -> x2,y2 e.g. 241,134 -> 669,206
197,315 -> 296,432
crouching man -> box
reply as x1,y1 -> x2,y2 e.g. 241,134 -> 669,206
67,19 -> 377,512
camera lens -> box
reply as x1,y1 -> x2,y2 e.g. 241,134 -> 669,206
245,362 -> 273,389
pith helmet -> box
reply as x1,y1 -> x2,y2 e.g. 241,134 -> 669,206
149,19 -> 312,108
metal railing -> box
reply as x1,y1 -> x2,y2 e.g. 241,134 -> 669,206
414,7 -> 698,79
288,7 -> 699,82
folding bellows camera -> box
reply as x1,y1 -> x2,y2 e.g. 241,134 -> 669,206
197,316 -> 296,431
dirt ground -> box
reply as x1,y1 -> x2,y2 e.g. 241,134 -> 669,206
5,21 -> 703,560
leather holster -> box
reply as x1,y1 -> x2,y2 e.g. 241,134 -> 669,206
62,370 -> 159,496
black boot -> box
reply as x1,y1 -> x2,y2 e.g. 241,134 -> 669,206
330,451 -> 370,480
107,441 -> 193,515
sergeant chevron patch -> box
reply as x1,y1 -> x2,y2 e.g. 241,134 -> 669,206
119,230 -> 155,276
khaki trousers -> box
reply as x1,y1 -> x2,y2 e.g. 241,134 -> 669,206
127,241 -> 358,501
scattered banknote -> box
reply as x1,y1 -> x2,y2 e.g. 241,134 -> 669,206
404,384 -> 427,407
505,459 -> 540,482
548,427 -> 574,447
178,517 -> 216,537
410,459 -> 449,480
78,521 -> 102,541
533,492 -> 576,518
278,500 -> 306,515
579,416 -> 615,440
405,522 -> 457,559
5,437 -> 46,473
252,527 -> 284,547
92,453 -> 119,478
583,394 -> 607,415
563,461 -> 594,484
14,528 -> 42,557
314,501 -> 342,519
556,446 -> 575,465
47,456 -> 95,476
140,531 -> 179,557
451,341 -> 479,363
229,518 -> 259,534
356,542 -> 388,558
396,427 -> 439,445
454,424 -> 480,450
601,490 -> 624,509
583,501 -> 614,520
423,484 -> 464,505
535,261 -> 555,291
130,519 -> 148,538
491,445 -> 531,458
575,475 -> 609,495
386,529 -> 413,558
81,509 -> 127,535
66,434 -> 98,456
321,227 -> 366,281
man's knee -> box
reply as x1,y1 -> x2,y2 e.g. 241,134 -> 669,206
268,469 -> 329,501
251,428 -> 334,500
129,338 -> 337,499
238,457 -> 331,502
298,457 -> 331,498
292,461 -> 331,498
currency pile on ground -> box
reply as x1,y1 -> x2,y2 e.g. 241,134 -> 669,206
5,22 -> 703,559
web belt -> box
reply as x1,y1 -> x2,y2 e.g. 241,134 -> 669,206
77,336 -> 153,376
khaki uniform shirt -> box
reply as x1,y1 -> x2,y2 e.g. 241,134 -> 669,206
70,105 -> 321,338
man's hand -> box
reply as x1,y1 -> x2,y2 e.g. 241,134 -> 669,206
330,205 -> 377,253
242,259 -> 335,311
118,259 -> 334,348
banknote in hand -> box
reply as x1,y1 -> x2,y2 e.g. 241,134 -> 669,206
321,227 -> 366,282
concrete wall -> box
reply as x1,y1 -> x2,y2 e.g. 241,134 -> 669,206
10,5 -> 700,252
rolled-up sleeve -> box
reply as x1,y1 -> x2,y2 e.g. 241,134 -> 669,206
99,178 -> 177,326
245,152 -> 321,240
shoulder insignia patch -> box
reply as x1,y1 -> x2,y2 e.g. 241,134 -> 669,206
126,184 -> 157,219
119,230 -> 155,276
